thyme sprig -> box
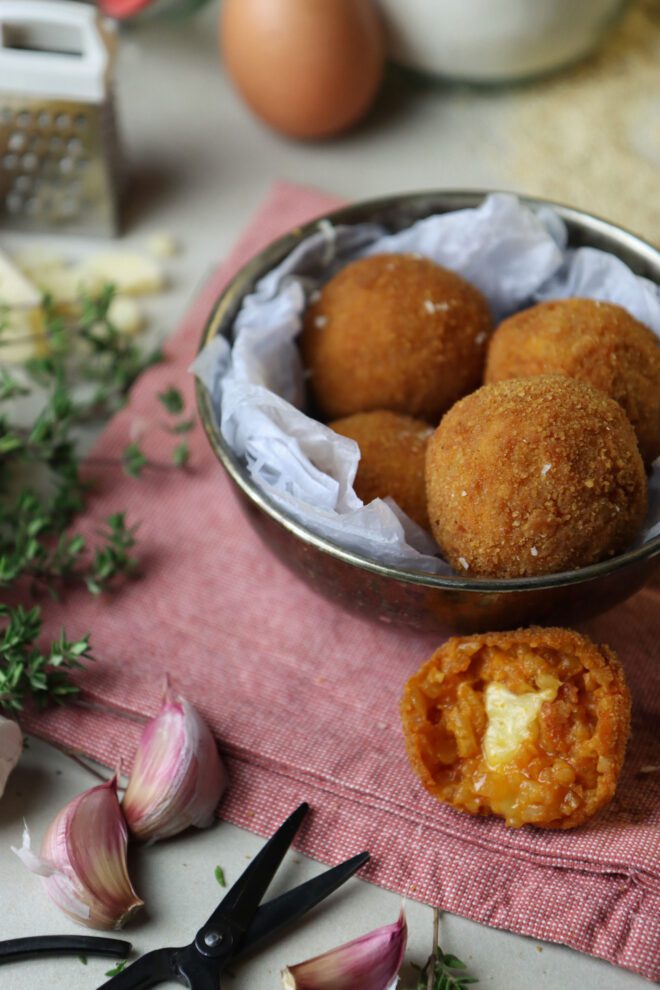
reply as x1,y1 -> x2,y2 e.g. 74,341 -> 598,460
0,604 -> 93,712
409,910 -> 479,990
0,284 -> 194,711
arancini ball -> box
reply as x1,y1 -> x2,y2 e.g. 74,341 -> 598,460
425,375 -> 647,578
330,410 -> 433,530
400,627 -> 631,829
485,298 -> 660,464
300,253 -> 492,422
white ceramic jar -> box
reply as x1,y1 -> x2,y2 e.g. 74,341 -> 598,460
378,0 -> 628,83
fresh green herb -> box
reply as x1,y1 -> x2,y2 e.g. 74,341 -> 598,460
122,442 -> 148,478
85,513 -> 139,596
408,910 -> 478,990
78,954 -> 88,965
158,385 -> 185,415
172,441 -> 190,469
0,605 -> 94,712
105,960 -> 128,977
0,283 -> 194,711
0,368 -> 29,401
214,865 -> 226,887
167,417 -> 195,435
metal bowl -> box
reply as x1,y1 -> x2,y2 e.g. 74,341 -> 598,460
196,191 -> 660,633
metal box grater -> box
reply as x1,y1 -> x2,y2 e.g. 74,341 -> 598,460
0,1 -> 122,236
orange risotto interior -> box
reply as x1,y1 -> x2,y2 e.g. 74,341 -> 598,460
400,628 -> 630,829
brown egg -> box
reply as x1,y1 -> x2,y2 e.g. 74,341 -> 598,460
220,0 -> 385,139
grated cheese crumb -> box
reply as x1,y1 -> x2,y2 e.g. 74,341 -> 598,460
423,299 -> 451,314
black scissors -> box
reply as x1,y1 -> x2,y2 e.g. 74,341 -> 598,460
0,935 -> 130,966
97,802 -> 369,989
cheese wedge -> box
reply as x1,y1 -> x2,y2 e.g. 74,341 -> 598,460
82,251 -> 164,295
0,250 -> 46,363
484,681 -> 557,769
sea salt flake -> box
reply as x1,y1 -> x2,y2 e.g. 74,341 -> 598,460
424,300 -> 436,314
314,315 -> 328,329
541,463 -> 552,476
461,490 -> 468,497
530,546 -> 539,557
475,331 -> 487,345
458,557 -> 470,570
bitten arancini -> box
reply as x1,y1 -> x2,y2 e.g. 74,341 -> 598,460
330,410 -> 433,530
400,627 -> 631,829
425,376 -> 647,578
300,253 -> 492,422
485,298 -> 660,464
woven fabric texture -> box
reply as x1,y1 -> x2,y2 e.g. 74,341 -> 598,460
21,182 -> 660,982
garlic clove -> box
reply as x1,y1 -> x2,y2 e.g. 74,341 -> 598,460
122,684 -> 228,842
0,715 -> 23,799
12,776 -> 143,930
282,909 -> 407,990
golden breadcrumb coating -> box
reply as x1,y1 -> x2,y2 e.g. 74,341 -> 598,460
425,376 -> 647,578
485,298 -> 660,465
300,253 -> 492,422
400,627 -> 631,829
330,410 -> 434,530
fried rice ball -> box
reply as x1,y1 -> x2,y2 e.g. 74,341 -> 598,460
485,298 -> 660,464
300,253 -> 492,422
330,410 -> 433,530
400,627 -> 631,829
425,376 -> 647,578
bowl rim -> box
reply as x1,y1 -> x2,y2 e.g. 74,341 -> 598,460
196,188 -> 660,595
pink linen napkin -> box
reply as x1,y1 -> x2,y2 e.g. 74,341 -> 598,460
20,181 -> 660,982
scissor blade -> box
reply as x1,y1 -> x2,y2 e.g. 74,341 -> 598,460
95,947 -> 179,990
236,850 -> 370,957
204,802 -> 309,936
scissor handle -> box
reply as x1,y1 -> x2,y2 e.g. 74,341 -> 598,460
97,944 -> 222,990
96,948 -> 176,990
0,935 -> 130,964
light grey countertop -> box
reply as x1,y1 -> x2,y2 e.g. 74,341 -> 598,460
0,6 -> 653,988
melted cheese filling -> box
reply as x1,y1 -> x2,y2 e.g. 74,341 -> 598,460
483,682 -> 556,769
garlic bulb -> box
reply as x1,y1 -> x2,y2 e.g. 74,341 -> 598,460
12,776 -> 143,930
122,684 -> 228,842
0,715 -> 22,798
282,909 -> 407,990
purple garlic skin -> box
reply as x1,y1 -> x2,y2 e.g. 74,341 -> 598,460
122,685 -> 228,842
13,776 -> 143,930
0,715 -> 22,798
282,909 -> 407,990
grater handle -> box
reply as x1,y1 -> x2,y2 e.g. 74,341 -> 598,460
0,0 -> 115,103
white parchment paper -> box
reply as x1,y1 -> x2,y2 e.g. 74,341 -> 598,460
193,194 -> 660,573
